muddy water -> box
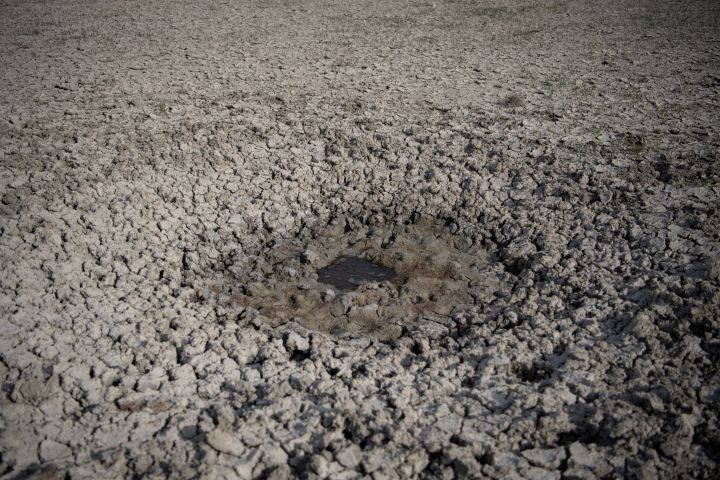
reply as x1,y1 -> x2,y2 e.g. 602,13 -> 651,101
317,255 -> 396,291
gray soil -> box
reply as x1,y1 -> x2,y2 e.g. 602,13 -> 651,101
1,0 -> 719,479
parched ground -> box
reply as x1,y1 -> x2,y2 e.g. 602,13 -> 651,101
1,0 -> 719,478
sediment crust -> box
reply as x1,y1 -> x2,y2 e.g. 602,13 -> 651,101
1,0 -> 719,478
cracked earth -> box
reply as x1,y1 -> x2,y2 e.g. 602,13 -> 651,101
1,0 -> 719,478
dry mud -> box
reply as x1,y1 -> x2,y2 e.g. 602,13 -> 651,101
1,0 -> 719,478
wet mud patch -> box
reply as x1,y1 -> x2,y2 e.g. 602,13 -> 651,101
317,256 -> 396,292
223,219 -> 508,339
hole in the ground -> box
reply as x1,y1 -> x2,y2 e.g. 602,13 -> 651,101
317,255 -> 396,292
220,220 -> 510,339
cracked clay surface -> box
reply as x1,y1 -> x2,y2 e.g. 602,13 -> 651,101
1,0 -> 719,478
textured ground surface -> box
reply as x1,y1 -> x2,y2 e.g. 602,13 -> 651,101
1,0 -> 720,478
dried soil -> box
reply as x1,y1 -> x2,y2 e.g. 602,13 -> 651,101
1,0 -> 719,479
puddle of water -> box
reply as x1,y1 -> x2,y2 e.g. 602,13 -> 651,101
317,255 -> 396,291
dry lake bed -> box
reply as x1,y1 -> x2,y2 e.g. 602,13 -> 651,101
1,0 -> 719,478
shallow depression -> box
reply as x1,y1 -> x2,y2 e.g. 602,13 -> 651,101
221,220 -> 509,339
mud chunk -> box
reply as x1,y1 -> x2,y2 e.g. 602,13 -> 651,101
521,447 -> 567,469
301,249 -> 320,265
207,429 -> 245,457
39,440 -> 72,462
285,332 -> 310,353
336,444 -> 362,469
